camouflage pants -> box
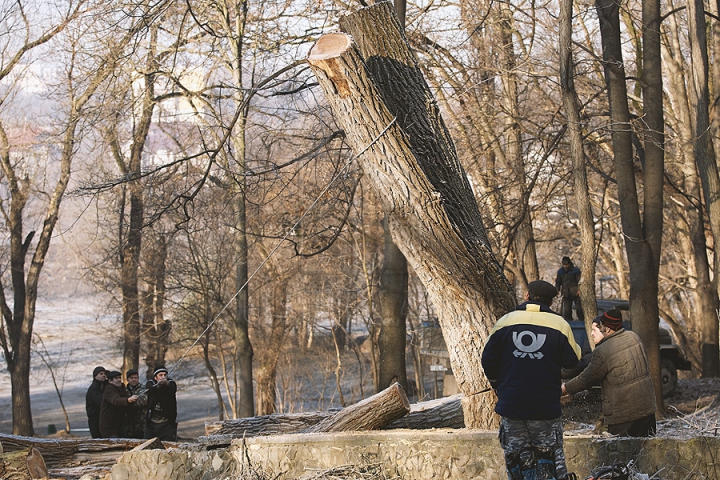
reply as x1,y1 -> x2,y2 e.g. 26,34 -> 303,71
498,417 -> 568,480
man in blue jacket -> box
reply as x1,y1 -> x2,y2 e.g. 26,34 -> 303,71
482,280 -> 581,480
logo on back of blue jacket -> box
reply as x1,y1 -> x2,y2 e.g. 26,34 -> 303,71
512,331 -> 546,359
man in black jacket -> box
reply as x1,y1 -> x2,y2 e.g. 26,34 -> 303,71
85,366 -> 107,438
554,257 -> 584,322
482,280 -> 581,480
144,366 -> 178,441
99,370 -> 138,438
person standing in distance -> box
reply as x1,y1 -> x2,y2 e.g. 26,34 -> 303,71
144,367 -> 178,441
482,280 -> 582,480
562,309 -> 656,436
85,366 -> 107,438
554,257 -> 584,322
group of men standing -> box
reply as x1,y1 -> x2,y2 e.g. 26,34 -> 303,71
482,256 -> 657,480
85,366 -> 178,442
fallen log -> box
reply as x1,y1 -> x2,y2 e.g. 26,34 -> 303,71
0,434 -> 168,468
203,392 -> 463,439
205,411 -> 334,436
48,465 -> 111,479
385,393 -> 464,430
304,382 -> 410,433
0,447 -> 47,480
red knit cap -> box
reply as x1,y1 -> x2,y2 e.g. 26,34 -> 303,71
593,309 -> 623,331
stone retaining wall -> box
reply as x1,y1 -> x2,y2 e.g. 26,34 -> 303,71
111,430 -> 720,479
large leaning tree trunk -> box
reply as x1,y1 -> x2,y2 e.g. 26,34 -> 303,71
308,1 -> 515,428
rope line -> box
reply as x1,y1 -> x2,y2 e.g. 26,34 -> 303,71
169,117 -> 397,376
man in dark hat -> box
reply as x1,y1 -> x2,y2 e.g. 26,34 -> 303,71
125,369 -> 148,439
144,366 -> 178,441
482,280 -> 581,480
562,309 -> 656,436
554,257 -> 584,322
85,366 -> 107,438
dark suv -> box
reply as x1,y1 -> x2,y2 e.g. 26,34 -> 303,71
565,299 -> 691,396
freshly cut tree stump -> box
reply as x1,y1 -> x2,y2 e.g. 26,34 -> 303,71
304,382 -> 410,433
0,447 -> 48,480
0,433 -> 167,468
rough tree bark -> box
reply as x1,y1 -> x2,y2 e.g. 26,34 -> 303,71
686,0 -> 720,377
596,0 -> 664,409
495,2 -> 540,285
374,0 -> 410,396
142,233 -> 171,379
304,382 -> 410,433
559,0 -> 598,338
204,393 -> 463,438
378,216 -> 409,392
119,25 -> 159,376
0,434 -> 166,468
660,20 -> 719,375
256,279 -> 289,415
714,0 -> 720,155
308,2 -> 515,428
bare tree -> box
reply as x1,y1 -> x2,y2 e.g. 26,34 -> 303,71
595,0 -> 665,409
685,0 -> 720,377
0,0 -> 164,434
559,0 -> 599,337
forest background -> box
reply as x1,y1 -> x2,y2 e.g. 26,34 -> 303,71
0,0 -> 719,437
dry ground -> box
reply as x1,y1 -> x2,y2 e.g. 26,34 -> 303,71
562,377 -> 720,435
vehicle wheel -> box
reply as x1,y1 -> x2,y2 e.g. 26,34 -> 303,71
660,358 -> 678,397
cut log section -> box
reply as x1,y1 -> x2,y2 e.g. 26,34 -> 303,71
386,393 -> 464,430
203,392 -> 464,440
205,411 -> 335,437
304,382 -> 410,433
0,433 -> 168,468
0,447 -> 47,480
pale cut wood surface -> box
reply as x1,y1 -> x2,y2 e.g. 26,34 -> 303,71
304,382 -> 410,433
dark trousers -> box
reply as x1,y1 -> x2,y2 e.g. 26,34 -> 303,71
561,295 -> 584,322
88,415 -> 101,438
144,420 -> 178,442
608,414 -> 656,437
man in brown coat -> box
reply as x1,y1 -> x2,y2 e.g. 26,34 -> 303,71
99,371 -> 139,438
562,309 -> 656,436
